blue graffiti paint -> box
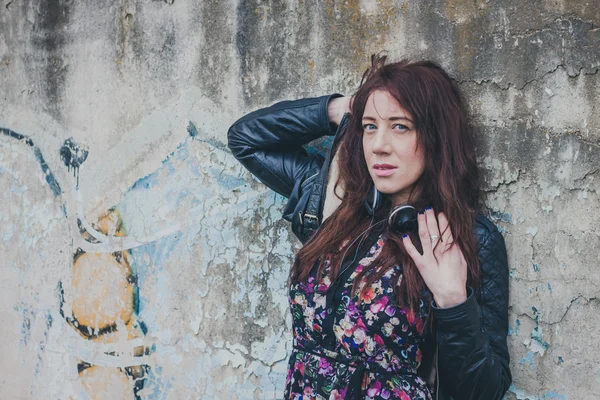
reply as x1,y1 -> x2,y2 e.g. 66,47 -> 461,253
131,172 -> 162,191
187,121 -> 199,137
531,326 -> 550,352
215,168 -> 247,190
508,385 -> 568,400
543,390 -> 567,399
490,210 -> 513,224
1,127 -> 62,196
531,306 -> 541,323
520,351 -> 536,370
130,139 -> 245,196
558,356 -> 564,363
176,145 -> 190,161
496,225 -> 508,234
533,263 -> 539,272
508,319 -> 521,336
547,283 -> 552,293
20,307 -> 31,346
127,231 -> 183,316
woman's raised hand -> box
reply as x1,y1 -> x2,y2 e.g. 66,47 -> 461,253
327,96 -> 352,126
402,208 -> 468,308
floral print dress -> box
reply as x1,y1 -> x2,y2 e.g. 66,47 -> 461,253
284,231 -> 433,400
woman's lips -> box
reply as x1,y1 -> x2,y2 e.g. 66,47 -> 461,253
373,164 -> 397,177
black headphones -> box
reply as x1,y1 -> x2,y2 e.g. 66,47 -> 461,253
335,185 -> 419,273
364,185 -> 418,235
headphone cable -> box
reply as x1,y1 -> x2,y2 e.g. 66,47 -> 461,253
336,217 -> 386,279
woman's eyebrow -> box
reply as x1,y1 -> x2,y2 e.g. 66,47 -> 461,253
362,115 -> 414,123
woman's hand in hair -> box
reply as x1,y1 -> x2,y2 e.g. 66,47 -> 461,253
327,96 -> 352,126
402,208 -> 468,308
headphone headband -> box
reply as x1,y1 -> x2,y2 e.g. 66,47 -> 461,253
365,186 -> 418,234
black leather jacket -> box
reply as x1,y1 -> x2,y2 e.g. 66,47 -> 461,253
228,94 -> 512,400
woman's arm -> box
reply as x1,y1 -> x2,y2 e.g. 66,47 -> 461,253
227,94 -> 344,198
433,216 -> 512,400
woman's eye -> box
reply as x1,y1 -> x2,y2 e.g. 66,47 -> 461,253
362,123 -> 376,131
393,124 -> 409,132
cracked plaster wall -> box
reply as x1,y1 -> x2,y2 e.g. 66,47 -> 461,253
0,0 -> 599,399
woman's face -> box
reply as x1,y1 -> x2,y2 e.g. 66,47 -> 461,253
362,90 -> 425,206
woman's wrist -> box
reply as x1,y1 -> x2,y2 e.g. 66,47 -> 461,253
327,96 -> 351,126
433,288 -> 468,309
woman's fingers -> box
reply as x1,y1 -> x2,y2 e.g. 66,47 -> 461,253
402,233 -> 423,266
424,207 -> 441,250
417,212 -> 432,255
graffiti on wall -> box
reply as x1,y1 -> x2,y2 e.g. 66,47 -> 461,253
1,122 -> 292,399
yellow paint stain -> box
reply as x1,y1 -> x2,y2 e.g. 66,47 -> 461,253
86,319 -> 144,344
444,0 -> 488,23
80,366 -> 135,400
400,1 -> 409,15
443,0 -> 490,76
455,21 -> 475,75
72,252 -> 134,331
94,209 -> 126,237
309,59 -> 316,82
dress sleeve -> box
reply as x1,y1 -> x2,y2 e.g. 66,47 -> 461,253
432,227 -> 512,400
227,94 -> 343,198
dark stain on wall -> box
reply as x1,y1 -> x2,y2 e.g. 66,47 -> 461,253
32,0 -> 71,121
116,0 -> 137,70
194,0 -> 233,105
60,138 -> 89,187
235,0 -> 320,106
235,0 -> 400,108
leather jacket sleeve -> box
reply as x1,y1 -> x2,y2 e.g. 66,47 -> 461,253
433,215 -> 512,400
227,94 -> 342,198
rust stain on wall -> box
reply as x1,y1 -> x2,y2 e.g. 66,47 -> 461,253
323,0 -> 397,67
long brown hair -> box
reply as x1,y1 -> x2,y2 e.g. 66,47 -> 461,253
290,54 -> 481,312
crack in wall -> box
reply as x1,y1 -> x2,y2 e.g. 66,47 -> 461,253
514,295 -> 599,327
458,62 -> 599,91
482,168 -> 522,193
574,168 -> 600,182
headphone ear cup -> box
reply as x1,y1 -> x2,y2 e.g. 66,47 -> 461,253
388,205 -> 418,234
364,186 -> 382,216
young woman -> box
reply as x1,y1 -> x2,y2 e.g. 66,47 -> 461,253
228,55 -> 511,400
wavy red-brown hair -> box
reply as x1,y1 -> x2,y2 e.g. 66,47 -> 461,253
290,54 -> 481,312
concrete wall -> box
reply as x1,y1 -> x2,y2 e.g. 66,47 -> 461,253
1,0 -> 598,399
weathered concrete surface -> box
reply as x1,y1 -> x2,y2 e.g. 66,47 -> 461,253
0,0 -> 598,399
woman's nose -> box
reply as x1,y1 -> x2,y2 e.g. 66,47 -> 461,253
371,130 -> 391,153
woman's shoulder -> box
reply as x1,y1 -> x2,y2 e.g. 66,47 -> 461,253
473,213 -> 502,244
472,213 -> 508,278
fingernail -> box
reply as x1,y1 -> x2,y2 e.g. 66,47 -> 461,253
418,210 -> 424,215
425,206 -> 432,211
402,234 -> 408,238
